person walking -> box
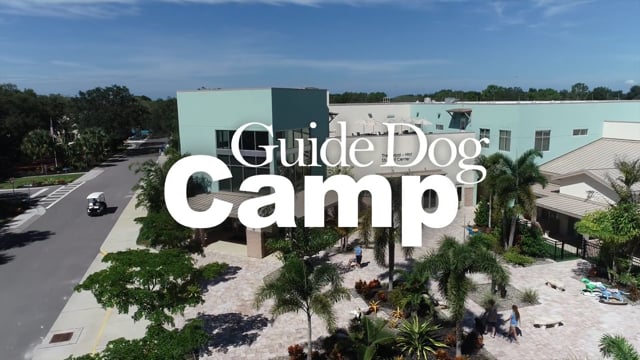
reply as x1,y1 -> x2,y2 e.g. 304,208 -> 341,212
485,299 -> 499,338
507,304 -> 520,344
354,244 -> 363,268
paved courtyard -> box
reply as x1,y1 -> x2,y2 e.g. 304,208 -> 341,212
177,207 -> 640,360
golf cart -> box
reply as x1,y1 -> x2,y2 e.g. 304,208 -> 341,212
87,192 -> 107,216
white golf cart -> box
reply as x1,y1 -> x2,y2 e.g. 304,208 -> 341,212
87,192 -> 107,216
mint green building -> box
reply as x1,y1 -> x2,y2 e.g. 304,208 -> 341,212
409,101 -> 640,163
177,87 -> 329,192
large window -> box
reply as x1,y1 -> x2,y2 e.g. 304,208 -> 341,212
479,128 -> 490,148
534,130 -> 551,151
499,130 -> 511,151
215,130 -> 270,191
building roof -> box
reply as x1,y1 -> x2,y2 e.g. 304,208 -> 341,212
536,193 -> 607,219
540,138 -> 640,177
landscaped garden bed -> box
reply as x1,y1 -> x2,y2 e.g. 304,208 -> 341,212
0,173 -> 84,189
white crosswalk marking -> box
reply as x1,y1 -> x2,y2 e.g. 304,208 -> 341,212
36,182 -> 86,209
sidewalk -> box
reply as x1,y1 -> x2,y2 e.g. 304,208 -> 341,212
31,192 -> 149,360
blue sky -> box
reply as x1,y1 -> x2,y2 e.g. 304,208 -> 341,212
0,0 -> 638,99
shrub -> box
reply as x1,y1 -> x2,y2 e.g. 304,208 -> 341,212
376,290 -> 388,302
443,331 -> 456,347
474,200 -> 489,227
469,233 -> 500,253
355,280 -> 367,294
503,248 -> 535,266
520,235 -> 547,258
199,262 -> 229,280
520,288 -> 539,304
288,344 -> 305,360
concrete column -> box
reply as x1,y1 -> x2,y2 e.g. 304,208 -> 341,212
246,227 -> 266,258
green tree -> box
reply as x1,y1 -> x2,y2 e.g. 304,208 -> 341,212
135,208 -> 202,254
72,85 -> 150,148
570,82 -> 590,100
255,257 -> 349,360
74,249 -> 227,327
576,158 -> 640,279
20,129 -> 54,174
416,236 -> 509,357
267,216 -> 339,260
482,150 -> 547,248
395,315 -> 446,360
65,320 -> 208,360
627,85 -> 640,100
599,334 -> 640,360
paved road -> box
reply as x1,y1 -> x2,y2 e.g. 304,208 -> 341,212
0,140 -> 164,360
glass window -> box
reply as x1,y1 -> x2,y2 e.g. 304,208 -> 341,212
499,130 -> 511,151
435,124 -> 444,130
534,130 -> 551,151
230,167 -> 244,192
422,189 -> 438,209
218,178 -> 231,191
255,131 -> 269,148
572,128 -> 588,136
216,130 -> 230,149
479,128 -> 490,148
241,131 -> 255,150
286,130 -> 295,149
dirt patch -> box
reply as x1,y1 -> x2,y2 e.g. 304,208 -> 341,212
468,283 -> 540,312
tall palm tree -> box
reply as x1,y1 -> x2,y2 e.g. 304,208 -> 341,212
366,176 -> 413,291
416,236 -> 509,357
396,315 -> 446,360
483,149 -> 547,248
599,334 -> 640,360
255,257 -> 350,360
21,129 -> 54,174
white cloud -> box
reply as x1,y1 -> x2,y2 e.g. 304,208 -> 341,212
0,0 -> 460,17
625,80 -> 636,86
531,0 -> 594,17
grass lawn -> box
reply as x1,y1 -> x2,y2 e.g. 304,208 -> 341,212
0,173 -> 84,189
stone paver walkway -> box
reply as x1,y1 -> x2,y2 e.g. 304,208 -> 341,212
178,206 -> 640,360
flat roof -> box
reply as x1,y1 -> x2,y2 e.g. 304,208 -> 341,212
177,87 -> 328,94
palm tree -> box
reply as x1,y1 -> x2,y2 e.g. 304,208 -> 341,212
482,149 -> 547,248
364,176 -> 413,290
416,236 -> 509,357
255,257 -> 350,360
21,129 -> 54,174
130,149 -> 185,212
396,315 -> 446,360
610,158 -> 640,205
599,334 -> 640,360
609,158 -> 640,274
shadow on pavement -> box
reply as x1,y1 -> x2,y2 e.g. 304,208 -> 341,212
0,252 -> 14,265
0,230 -> 55,253
198,312 -> 269,354
202,265 -> 242,291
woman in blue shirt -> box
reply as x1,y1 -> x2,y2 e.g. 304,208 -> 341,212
508,304 -> 520,344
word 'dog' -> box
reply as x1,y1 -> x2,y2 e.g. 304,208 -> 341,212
164,122 -> 488,247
